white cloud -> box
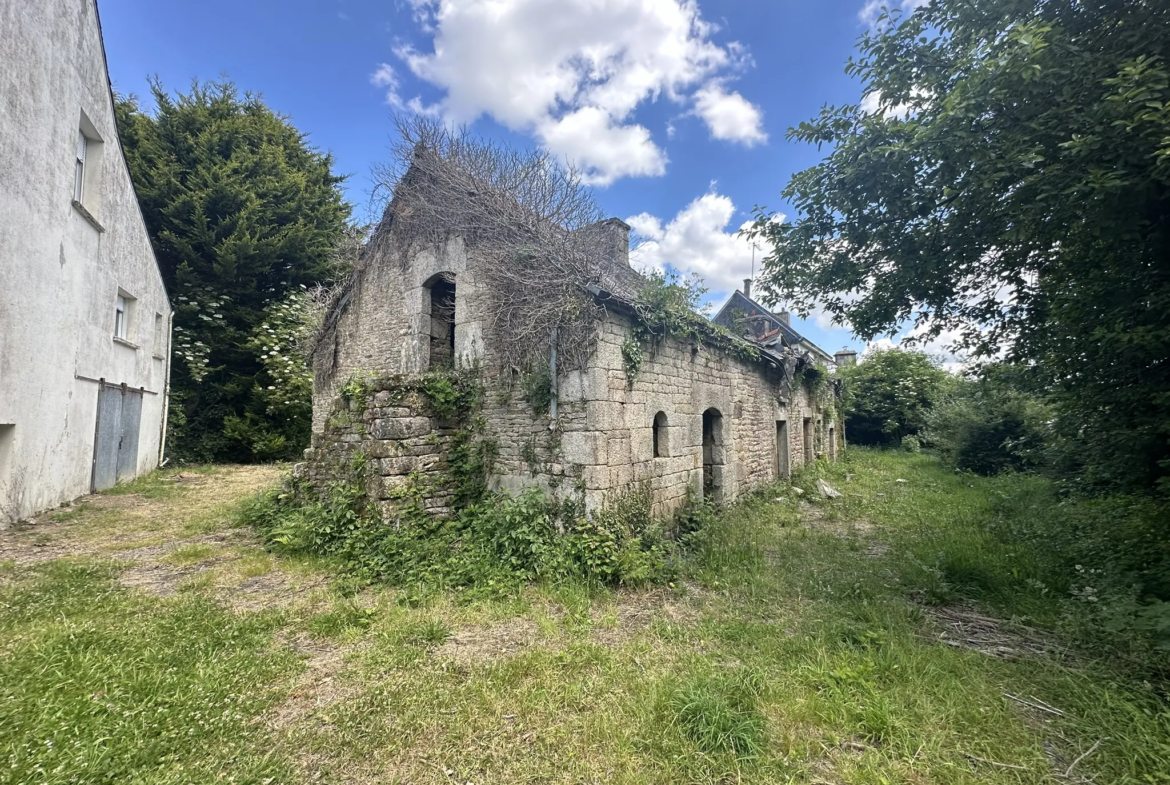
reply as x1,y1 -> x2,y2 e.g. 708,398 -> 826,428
627,191 -> 779,295
537,108 -> 667,183
693,82 -> 767,146
387,0 -> 766,184
859,0 -> 929,27
370,62 -> 405,108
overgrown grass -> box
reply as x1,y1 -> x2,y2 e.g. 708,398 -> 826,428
5,454 -> 1170,783
0,560 -> 297,784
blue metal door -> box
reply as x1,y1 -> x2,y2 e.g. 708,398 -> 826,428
91,384 -> 143,492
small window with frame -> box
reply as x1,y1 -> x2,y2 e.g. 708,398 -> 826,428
114,290 -> 137,345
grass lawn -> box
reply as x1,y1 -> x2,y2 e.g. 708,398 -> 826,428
1,453 -> 1168,783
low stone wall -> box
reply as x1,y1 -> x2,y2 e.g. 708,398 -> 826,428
300,383 -> 460,520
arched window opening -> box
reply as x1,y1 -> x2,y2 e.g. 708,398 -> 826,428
426,275 -> 456,369
652,411 -> 668,458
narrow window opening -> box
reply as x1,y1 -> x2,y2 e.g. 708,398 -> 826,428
114,290 -> 137,343
702,408 -> 724,501
427,277 -> 456,369
153,313 -> 165,358
803,417 -> 813,463
776,420 -> 790,479
652,411 -> 668,458
74,130 -> 87,203
114,295 -> 127,340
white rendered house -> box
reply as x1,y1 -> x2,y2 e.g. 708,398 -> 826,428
0,0 -> 172,524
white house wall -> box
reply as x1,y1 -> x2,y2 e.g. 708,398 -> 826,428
0,0 -> 171,524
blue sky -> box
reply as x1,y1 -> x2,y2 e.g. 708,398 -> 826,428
98,0 -> 920,356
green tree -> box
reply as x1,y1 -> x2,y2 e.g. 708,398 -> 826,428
747,0 -> 1170,491
117,81 -> 351,462
838,349 -> 951,446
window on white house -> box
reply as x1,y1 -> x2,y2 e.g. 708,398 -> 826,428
73,113 -> 105,219
153,313 -> 165,357
114,295 -> 127,339
74,130 -> 87,203
114,291 -> 137,343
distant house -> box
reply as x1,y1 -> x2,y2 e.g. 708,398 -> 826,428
712,284 -> 835,366
303,155 -> 842,522
0,0 -> 172,524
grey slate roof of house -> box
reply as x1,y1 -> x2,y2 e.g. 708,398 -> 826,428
712,290 -> 834,363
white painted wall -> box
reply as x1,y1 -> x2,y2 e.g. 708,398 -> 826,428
0,0 -> 171,524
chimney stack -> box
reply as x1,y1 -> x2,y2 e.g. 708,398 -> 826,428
774,309 -> 790,326
742,278 -> 752,299
585,218 -> 631,268
834,348 -> 858,367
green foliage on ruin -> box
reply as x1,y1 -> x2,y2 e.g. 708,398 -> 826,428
116,80 -> 351,463
241,479 -> 679,598
518,365 -> 553,416
623,271 -> 761,383
242,361 -> 688,594
418,370 -> 481,420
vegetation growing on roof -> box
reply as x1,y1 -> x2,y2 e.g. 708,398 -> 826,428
621,271 -> 762,382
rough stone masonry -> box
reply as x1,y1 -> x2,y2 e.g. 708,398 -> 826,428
302,160 -> 842,523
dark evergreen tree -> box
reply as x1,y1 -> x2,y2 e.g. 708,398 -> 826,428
117,81 -> 350,462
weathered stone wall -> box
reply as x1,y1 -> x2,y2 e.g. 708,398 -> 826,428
307,230 -> 840,523
312,235 -> 486,433
302,384 -> 461,519
552,312 -> 831,518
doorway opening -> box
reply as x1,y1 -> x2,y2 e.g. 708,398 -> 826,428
702,408 -> 724,501
427,275 -> 456,369
803,417 -> 813,464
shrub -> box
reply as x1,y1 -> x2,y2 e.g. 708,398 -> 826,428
923,371 -> 1050,476
837,349 -> 952,446
240,479 -> 681,597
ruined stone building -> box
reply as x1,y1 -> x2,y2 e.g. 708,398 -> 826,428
0,0 -> 172,524
304,156 -> 839,522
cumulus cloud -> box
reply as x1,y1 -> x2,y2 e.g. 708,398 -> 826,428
693,82 -> 767,146
627,191 -> 778,296
385,0 -> 766,185
859,0 -> 929,27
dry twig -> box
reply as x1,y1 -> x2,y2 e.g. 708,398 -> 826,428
1065,738 -> 1107,778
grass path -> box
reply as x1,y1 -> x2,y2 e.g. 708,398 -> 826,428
1,456 -> 1167,783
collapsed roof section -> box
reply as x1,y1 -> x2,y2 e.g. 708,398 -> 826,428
712,289 -> 835,365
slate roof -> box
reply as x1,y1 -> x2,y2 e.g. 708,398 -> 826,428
712,290 -> 834,363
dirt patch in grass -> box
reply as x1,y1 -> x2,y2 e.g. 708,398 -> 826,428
224,570 -> 329,613
268,635 -> 364,732
433,617 -> 542,664
589,585 -> 706,646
